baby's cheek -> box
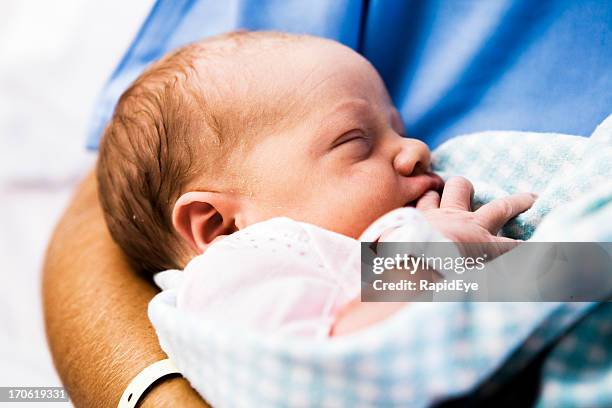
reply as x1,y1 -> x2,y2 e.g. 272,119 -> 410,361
353,169 -> 398,206
310,168 -> 398,236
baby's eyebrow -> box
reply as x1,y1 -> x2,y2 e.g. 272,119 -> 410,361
305,99 -> 377,155
316,99 -> 373,132
330,98 -> 371,116
314,103 -> 363,135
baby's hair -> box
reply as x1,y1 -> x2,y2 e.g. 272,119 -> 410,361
97,31 -> 303,273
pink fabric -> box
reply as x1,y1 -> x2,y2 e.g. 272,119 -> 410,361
177,208 -> 443,337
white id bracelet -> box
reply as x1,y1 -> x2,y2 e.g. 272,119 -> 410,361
117,358 -> 180,408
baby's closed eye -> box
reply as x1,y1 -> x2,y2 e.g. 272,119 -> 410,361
331,129 -> 373,158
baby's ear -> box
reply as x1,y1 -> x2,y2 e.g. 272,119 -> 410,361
172,191 -> 237,253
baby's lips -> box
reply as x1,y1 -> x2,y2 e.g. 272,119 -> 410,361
428,172 -> 445,192
403,173 -> 444,207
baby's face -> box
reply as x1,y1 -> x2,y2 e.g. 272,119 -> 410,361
217,38 -> 442,238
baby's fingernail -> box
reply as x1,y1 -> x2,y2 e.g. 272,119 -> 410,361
529,193 -> 538,199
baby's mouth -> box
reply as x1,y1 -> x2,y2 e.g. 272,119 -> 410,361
428,172 -> 445,191
403,172 -> 444,207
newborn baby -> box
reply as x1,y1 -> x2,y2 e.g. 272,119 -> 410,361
97,31 -> 533,337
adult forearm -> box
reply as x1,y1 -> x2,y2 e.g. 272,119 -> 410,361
42,169 -> 207,407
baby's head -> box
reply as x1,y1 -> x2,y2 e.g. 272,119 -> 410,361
97,31 -> 439,273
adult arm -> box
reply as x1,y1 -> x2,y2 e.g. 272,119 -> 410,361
42,169 -> 208,407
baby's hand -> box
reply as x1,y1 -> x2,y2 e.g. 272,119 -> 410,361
416,176 -> 536,258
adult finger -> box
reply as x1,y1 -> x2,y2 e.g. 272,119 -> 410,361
476,193 -> 536,233
416,190 -> 441,210
440,176 -> 474,211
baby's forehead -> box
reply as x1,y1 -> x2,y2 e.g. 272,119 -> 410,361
291,40 -> 387,99
196,37 -> 387,121
180,34 -> 391,156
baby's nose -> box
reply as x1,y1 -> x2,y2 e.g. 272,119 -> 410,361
393,139 -> 431,176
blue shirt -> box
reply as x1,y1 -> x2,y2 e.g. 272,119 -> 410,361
87,0 -> 611,149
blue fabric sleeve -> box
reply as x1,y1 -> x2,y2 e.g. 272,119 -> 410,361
87,0 -> 611,149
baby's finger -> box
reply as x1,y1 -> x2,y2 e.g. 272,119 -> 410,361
416,190 -> 440,210
476,193 -> 536,233
440,176 -> 474,211
479,237 -> 523,259
492,236 -> 523,251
